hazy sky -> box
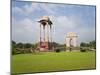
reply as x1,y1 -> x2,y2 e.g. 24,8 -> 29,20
12,1 -> 96,44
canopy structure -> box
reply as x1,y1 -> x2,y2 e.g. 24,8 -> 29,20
38,16 -> 53,51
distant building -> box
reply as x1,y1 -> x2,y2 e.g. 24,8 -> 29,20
66,32 -> 78,47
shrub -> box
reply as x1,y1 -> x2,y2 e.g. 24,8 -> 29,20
55,49 -> 60,53
80,48 -> 86,52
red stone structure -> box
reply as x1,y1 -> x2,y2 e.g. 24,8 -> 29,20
38,16 -> 53,51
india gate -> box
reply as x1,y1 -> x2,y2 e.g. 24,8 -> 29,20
66,32 -> 78,51
66,32 -> 78,47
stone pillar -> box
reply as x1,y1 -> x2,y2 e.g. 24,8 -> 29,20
66,38 -> 70,47
73,37 -> 77,47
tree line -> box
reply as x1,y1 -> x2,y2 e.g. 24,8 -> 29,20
12,40 -> 96,55
80,40 -> 96,49
12,41 -> 38,55
12,40 -> 65,55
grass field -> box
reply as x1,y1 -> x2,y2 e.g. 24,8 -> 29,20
12,51 -> 96,74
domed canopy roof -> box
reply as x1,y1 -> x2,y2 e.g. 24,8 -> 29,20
67,32 -> 77,37
41,16 -> 50,21
38,16 -> 53,25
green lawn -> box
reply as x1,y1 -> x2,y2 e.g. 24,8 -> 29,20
12,51 -> 96,74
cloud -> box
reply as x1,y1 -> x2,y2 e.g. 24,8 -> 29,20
12,14 -> 95,44
12,2 -> 95,44
12,6 -> 23,14
12,2 -> 58,16
12,2 -> 39,15
48,15 -> 95,44
22,3 -> 41,14
12,17 -> 39,43
39,3 -> 57,15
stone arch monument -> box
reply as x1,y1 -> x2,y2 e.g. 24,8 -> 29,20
66,32 -> 78,48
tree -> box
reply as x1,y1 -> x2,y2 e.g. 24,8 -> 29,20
12,41 -> 16,45
80,42 -> 89,47
24,43 -> 32,48
80,40 -> 96,48
12,40 -> 17,55
16,43 -> 24,48
12,41 -> 16,48
80,42 -> 86,47
52,42 -> 60,48
89,40 -> 96,49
